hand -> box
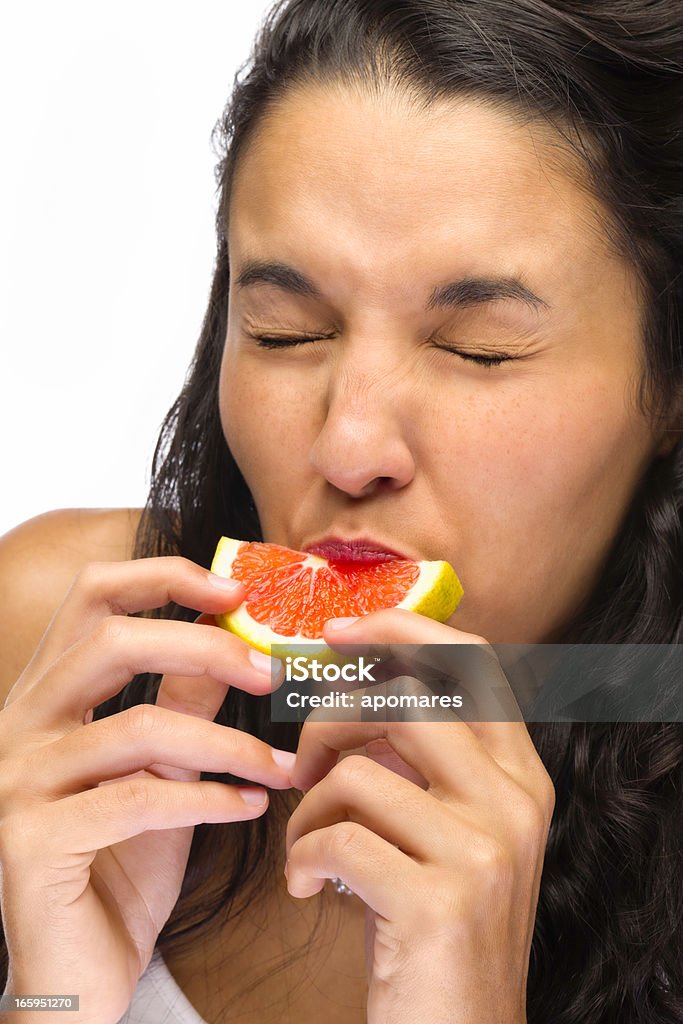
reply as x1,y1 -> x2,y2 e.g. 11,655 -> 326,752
285,609 -> 556,1024
0,557 -> 294,1024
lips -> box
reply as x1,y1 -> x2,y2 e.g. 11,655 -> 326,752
303,537 -> 410,563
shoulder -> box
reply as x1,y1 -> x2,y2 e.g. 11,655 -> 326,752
0,508 -> 144,703
0,506 -> 143,572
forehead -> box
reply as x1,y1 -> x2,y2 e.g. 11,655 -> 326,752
228,83 -> 614,306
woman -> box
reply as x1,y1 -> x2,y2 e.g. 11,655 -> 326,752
0,0 -> 681,1021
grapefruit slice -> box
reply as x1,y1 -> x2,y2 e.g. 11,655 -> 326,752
210,537 -> 464,663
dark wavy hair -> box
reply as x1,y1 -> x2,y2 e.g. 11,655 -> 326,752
6,1 -> 683,1019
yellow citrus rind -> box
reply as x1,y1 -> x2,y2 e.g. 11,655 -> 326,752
210,536 -> 464,665
395,558 -> 464,621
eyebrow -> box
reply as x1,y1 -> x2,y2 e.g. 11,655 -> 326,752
234,259 -> 550,313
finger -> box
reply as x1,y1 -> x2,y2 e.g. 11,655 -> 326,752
289,674 -> 455,788
325,609 -> 514,718
12,556 -> 248,694
290,715 -> 518,806
11,616 -> 284,733
3,778 -> 272,875
286,820 -> 416,918
154,614 -> 226,718
292,672 -> 553,818
81,613 -> 224,735
150,612 -> 282,785
285,754 -> 457,863
322,608 -> 541,779
22,704 -> 294,796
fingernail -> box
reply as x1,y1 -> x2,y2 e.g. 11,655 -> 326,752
207,573 -> 243,592
327,617 -> 361,630
238,787 -> 267,805
249,648 -> 282,677
272,748 -> 297,772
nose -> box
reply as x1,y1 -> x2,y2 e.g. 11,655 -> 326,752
308,362 -> 416,498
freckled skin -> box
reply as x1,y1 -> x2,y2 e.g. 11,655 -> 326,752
218,84 -> 669,645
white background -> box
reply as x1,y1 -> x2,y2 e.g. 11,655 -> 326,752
0,1 -> 276,537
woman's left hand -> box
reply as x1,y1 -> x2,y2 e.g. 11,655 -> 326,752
286,609 -> 556,1024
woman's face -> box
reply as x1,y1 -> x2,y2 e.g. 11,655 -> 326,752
219,84 -> 666,645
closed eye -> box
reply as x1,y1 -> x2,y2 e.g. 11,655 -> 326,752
250,333 -> 331,349
249,333 -> 517,368
435,346 -> 515,367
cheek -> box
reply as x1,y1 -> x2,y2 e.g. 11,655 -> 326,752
513,382 -> 647,513
218,348 -> 315,484
453,375 -> 650,598
219,347 -> 262,473
437,374 -> 652,641
450,369 -> 647,511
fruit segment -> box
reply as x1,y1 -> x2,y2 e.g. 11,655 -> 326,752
210,537 -> 464,662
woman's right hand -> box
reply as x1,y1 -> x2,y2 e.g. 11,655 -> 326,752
0,557 -> 295,1024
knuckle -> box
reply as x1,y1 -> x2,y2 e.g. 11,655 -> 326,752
517,770 -> 556,837
158,554 -> 198,582
513,793 -> 548,837
173,555 -> 196,573
159,555 -> 190,569
474,639 -> 500,666
329,755 -> 377,791
200,621 -> 230,658
118,704 -> 163,741
470,833 -> 513,880
222,728 -> 245,759
195,625 -> 238,679
73,560 -> 108,593
115,778 -> 154,815
328,821 -> 364,860
95,614 -> 132,648
466,635 -> 499,665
